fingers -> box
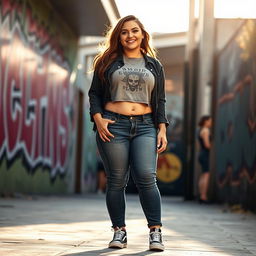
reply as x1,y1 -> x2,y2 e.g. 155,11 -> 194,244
157,142 -> 167,153
98,119 -> 115,142
101,126 -> 114,137
157,138 -> 161,149
157,138 -> 167,154
99,128 -> 114,142
99,131 -> 111,142
157,145 -> 166,153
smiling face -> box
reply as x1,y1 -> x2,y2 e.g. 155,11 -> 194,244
119,20 -> 144,55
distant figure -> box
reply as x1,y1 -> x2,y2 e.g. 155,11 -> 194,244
197,115 -> 212,204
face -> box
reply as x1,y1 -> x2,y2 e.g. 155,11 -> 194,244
206,118 -> 212,128
119,20 -> 144,53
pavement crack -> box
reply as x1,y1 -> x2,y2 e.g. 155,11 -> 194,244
73,241 -> 86,247
54,241 -> 87,256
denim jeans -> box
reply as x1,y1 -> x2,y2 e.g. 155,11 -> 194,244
96,110 -> 162,228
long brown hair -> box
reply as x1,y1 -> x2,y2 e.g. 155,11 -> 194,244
93,15 -> 156,81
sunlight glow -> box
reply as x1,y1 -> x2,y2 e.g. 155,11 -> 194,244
115,0 -> 189,34
215,0 -> 256,18
115,0 -> 256,34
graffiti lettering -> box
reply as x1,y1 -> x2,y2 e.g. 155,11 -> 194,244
0,2 -> 74,178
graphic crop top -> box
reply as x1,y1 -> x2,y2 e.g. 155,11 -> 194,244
110,55 -> 155,105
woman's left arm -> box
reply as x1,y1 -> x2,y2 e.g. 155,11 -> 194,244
156,64 -> 168,153
157,123 -> 167,153
157,66 -> 169,125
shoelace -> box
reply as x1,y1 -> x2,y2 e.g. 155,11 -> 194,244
113,229 -> 125,240
150,231 -> 162,242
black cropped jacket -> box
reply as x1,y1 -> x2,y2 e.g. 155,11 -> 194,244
88,54 -> 169,130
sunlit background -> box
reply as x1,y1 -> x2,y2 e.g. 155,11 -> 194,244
1,0 -> 256,231
115,0 -> 256,34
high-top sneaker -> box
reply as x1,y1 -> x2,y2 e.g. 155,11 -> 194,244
149,228 -> 165,251
108,228 -> 127,249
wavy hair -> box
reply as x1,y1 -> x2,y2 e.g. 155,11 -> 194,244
198,115 -> 211,127
92,15 -> 156,81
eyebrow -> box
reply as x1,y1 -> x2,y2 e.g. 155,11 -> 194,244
121,26 -> 139,31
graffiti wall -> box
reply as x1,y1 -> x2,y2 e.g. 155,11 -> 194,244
0,0 -> 78,194
214,20 -> 256,210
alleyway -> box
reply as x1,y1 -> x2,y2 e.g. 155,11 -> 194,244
0,195 -> 255,256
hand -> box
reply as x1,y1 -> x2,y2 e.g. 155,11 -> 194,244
157,126 -> 167,154
94,114 -> 115,142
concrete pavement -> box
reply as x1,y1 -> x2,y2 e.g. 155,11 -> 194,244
0,194 -> 255,256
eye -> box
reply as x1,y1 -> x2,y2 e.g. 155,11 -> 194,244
121,31 -> 127,35
132,29 -> 139,33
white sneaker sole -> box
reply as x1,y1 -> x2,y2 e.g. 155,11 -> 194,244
149,242 -> 165,251
109,241 -> 127,249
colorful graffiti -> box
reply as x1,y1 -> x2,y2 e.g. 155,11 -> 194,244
157,153 -> 182,183
0,0 -> 77,183
155,90 -> 184,195
215,20 -> 256,188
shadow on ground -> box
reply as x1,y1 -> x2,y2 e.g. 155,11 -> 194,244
63,247 -> 160,256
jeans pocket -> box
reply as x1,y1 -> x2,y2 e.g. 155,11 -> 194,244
102,114 -> 117,122
143,118 -> 154,126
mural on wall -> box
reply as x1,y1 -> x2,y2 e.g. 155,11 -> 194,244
82,75 -> 98,193
156,78 -> 184,196
215,20 -> 256,188
0,0 -> 77,187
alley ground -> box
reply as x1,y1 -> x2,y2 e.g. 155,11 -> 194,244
0,194 -> 256,256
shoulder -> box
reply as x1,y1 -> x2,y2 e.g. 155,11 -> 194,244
200,127 -> 210,136
91,68 -> 100,80
145,55 -> 164,77
146,55 -> 163,68
105,56 -> 123,73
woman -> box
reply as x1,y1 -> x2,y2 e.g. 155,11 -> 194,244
89,15 -> 168,251
197,115 -> 212,204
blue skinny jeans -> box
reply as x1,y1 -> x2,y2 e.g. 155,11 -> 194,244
96,110 -> 162,228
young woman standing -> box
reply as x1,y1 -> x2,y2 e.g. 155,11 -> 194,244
197,116 -> 212,204
89,15 -> 168,251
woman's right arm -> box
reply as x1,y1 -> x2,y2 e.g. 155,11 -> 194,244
88,71 -> 115,142
201,129 -> 211,149
88,70 -> 104,122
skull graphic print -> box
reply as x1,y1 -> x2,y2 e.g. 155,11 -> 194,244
110,63 -> 155,105
122,72 -> 145,92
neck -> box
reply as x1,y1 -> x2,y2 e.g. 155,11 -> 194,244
123,49 -> 143,58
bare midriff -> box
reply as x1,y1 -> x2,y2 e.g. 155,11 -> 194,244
105,101 -> 152,116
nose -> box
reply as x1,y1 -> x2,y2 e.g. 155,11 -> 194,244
128,31 -> 133,37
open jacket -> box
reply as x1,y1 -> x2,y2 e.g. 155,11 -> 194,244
88,54 -> 169,130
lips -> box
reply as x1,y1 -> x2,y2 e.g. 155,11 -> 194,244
126,39 -> 136,43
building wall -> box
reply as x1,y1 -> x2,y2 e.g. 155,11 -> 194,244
0,0 -> 79,194
77,69 -> 98,193
216,19 -> 244,51
74,53 -> 99,193
213,19 -> 256,211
